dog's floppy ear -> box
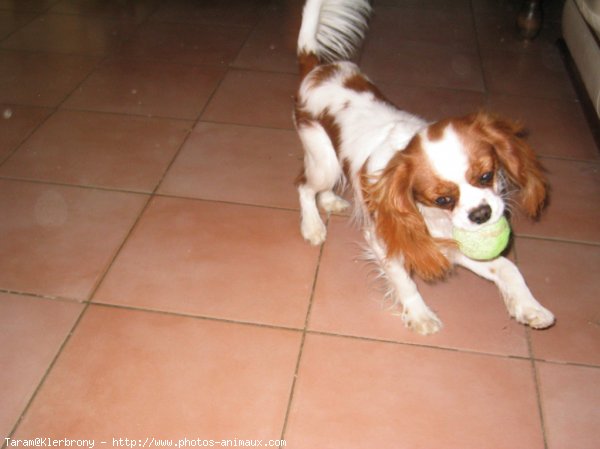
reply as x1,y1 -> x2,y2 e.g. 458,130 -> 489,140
473,112 -> 548,218
364,150 -> 451,281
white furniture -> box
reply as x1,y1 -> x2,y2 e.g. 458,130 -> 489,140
562,0 -> 600,117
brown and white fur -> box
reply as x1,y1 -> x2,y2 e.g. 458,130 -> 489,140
293,0 -> 555,335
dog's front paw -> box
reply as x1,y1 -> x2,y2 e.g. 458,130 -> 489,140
402,306 -> 443,335
512,304 -> 555,329
301,217 -> 327,246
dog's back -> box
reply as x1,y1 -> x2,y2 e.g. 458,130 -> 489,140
294,0 -> 427,239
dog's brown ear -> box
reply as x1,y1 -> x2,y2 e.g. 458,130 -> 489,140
472,112 -> 548,218
364,151 -> 451,281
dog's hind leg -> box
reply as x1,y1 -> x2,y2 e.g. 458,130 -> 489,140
296,122 -> 343,245
318,190 -> 350,214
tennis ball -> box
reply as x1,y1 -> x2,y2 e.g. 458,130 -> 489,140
452,216 -> 511,260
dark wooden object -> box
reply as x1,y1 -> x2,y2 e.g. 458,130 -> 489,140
517,0 -> 543,40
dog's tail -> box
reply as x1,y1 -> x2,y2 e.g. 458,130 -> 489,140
297,0 -> 371,79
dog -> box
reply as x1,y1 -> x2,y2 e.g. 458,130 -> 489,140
293,0 -> 555,335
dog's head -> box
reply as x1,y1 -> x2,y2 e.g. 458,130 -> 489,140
366,111 -> 547,280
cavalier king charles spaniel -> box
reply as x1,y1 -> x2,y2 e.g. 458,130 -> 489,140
293,0 -> 555,334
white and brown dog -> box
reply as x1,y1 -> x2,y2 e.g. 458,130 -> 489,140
293,0 -> 555,334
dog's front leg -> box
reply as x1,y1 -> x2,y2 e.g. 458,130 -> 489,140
365,231 -> 443,335
455,254 -> 555,329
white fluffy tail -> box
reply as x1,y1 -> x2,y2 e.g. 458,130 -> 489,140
297,0 -> 371,72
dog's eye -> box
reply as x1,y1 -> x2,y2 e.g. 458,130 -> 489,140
479,171 -> 494,185
435,196 -> 454,207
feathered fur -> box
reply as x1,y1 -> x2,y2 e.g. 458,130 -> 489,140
298,0 -> 371,61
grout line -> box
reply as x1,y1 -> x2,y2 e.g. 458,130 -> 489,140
514,233 -> 600,247
1,104 -> 298,132
216,65 -> 298,78
88,301 -> 306,334
526,328 -> 550,449
227,1 -> 265,71
0,6 -> 54,44
0,105 -> 55,168
301,326 -> 600,371
538,154 -> 600,163
0,175 -> 301,211
84,199 -> 154,301
51,105 -> 199,123
150,74 -> 229,196
0,288 -> 82,304
305,327 -> 532,360
151,192 -> 301,213
468,0 -> 491,98
96,54 -> 237,71
0,175 -> 154,195
3,174 -> 598,249
2,181 -> 156,446
278,216 -> 329,445
2,302 -> 89,449
145,19 -> 256,30
528,357 -> 600,371
145,2 -> 258,198
4,286 -> 600,372
195,117 -> 296,132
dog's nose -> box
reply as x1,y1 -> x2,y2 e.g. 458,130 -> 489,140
468,204 -> 492,224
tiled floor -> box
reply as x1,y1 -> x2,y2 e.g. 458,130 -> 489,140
1,0 -> 599,448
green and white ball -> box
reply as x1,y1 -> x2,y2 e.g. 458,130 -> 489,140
452,216 -> 511,260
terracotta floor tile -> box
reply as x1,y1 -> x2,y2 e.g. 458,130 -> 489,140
537,362 -> 600,449
516,238 -> 600,366
1,13 -> 134,54
487,94 -> 599,161
201,69 -> 298,129
49,0 -> 159,20
94,197 -> 319,328
0,293 -> 83,440
1,0 -> 597,446
285,334 -> 544,448
232,1 -> 301,74
0,0 -> 56,11
482,49 -> 577,100
150,0 -> 268,27
116,21 -> 251,67
0,110 -> 191,192
0,11 -> 36,40
512,159 -> 600,244
63,59 -> 226,119
159,122 -> 303,208
0,50 -> 99,107
360,39 -> 484,91
309,217 -> 530,356
0,105 -> 52,162
378,83 -> 485,121
0,180 -> 147,299
12,305 -> 300,441
368,6 -> 478,51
